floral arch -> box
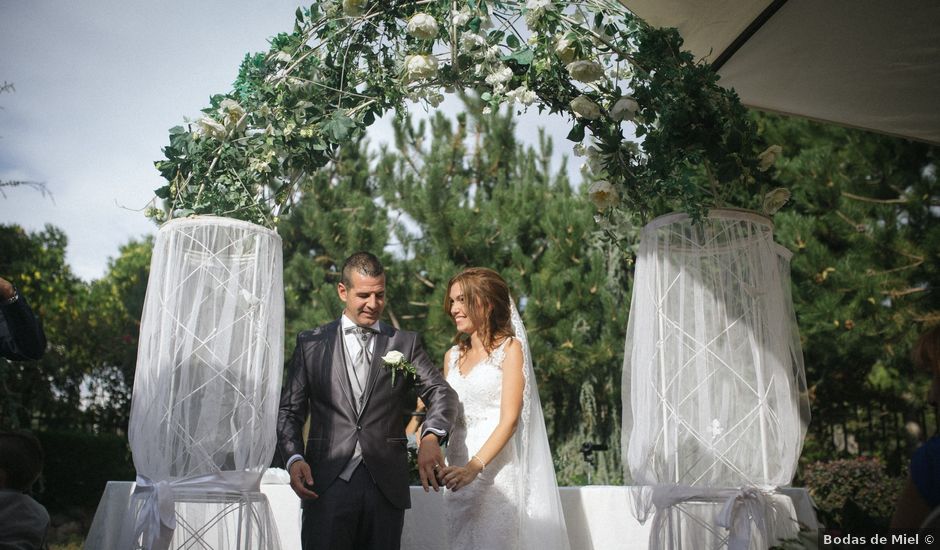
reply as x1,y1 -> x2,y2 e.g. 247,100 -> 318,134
133,3 -> 810,547
149,0 -> 784,230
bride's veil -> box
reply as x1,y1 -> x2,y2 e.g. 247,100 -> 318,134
510,301 -> 571,550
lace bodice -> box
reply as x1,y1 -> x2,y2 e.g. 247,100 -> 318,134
446,342 -> 508,449
443,339 -> 520,549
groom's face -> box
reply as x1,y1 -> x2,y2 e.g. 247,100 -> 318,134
338,271 -> 386,326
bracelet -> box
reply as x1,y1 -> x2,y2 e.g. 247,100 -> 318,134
471,455 -> 486,471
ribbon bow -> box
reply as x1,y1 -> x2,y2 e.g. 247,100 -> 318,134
129,471 -> 263,550
132,476 -> 178,550
717,487 -> 770,550
646,484 -> 775,550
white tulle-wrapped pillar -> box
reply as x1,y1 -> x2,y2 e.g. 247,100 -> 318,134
125,217 -> 284,550
622,210 -> 810,549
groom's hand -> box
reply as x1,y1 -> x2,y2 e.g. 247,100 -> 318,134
417,433 -> 444,492
289,460 -> 318,500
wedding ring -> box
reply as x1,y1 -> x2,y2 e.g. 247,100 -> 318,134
433,464 -> 440,470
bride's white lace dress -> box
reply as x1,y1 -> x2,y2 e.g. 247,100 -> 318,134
444,340 -> 520,549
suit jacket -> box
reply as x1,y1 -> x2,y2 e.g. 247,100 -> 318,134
0,293 -> 47,361
276,319 -> 457,510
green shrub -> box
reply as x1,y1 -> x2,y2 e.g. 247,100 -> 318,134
33,431 -> 135,513
800,456 -> 903,531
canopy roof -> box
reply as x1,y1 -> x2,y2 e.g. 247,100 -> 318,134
621,0 -> 940,145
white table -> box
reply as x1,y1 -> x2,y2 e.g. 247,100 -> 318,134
86,482 -> 816,549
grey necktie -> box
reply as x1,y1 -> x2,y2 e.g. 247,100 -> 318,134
346,326 -> 374,400
339,325 -> 375,481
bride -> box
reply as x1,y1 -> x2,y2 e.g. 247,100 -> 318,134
439,267 -> 569,550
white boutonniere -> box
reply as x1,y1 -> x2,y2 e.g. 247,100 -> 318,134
381,350 -> 416,386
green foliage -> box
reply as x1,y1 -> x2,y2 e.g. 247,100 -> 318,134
800,457 -> 903,530
278,144 -> 391,354
152,0 -> 774,228
750,112 -> 940,468
83,238 -> 153,430
1,225 -> 92,429
0,225 -> 151,432
277,96 -> 627,483
34,430 -> 135,513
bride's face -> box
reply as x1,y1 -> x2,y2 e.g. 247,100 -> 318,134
448,284 -> 476,334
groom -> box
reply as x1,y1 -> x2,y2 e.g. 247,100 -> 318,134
277,251 -> 457,550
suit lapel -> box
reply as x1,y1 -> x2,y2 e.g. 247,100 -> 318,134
331,321 -> 357,415
360,323 -> 392,413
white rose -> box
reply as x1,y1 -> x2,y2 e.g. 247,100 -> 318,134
460,31 -> 486,51
506,85 -> 537,105
452,9 -> 471,26
485,45 -> 502,62
404,54 -> 439,81
566,60 -> 605,83
762,187 -> 791,215
382,350 -> 406,364
485,66 -> 514,86
610,97 -> 639,122
555,38 -> 576,64
196,117 -> 227,140
482,106 -> 492,115
427,92 -> 444,107
524,0 -> 551,26
407,13 -> 439,40
271,51 -> 293,64
570,95 -> 601,119
588,180 -> 619,211
219,98 -> 244,119
608,64 -> 634,81
343,0 -> 366,16
757,144 -> 783,172
218,99 -> 246,134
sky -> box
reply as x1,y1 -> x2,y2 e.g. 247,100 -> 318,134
0,0 -> 578,281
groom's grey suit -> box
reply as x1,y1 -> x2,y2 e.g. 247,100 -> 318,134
277,318 -> 457,547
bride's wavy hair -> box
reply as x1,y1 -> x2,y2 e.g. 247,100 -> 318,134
445,267 -> 515,354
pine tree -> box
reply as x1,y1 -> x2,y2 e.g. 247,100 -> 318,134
750,112 -> 940,472
372,101 -> 630,484
278,145 -> 393,353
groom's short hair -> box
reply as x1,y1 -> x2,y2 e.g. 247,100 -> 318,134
341,252 -> 384,287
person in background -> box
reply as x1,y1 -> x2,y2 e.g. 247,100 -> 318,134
0,430 -> 50,549
404,398 -> 426,449
891,325 -> 940,529
0,276 -> 46,361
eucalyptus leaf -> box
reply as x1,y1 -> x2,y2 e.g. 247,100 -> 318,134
321,111 -> 356,142
503,48 -> 533,65
567,123 -> 585,142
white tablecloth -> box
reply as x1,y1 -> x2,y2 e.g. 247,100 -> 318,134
86,481 -> 816,549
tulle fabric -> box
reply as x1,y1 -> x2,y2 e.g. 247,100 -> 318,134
623,209 -> 809,487
126,216 -> 284,549
621,210 -> 810,548
511,303 -> 571,550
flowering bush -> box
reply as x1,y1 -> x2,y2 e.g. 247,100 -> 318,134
800,457 -> 903,530
152,0 -> 783,229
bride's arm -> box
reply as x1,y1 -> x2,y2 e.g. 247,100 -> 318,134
442,339 -> 524,491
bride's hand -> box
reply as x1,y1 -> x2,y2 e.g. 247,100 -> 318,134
441,461 -> 483,491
